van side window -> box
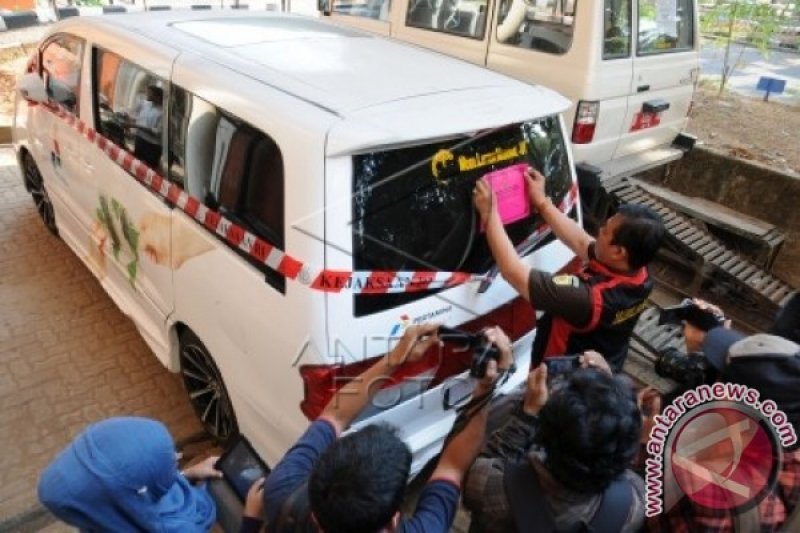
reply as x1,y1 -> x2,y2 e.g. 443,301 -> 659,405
637,0 -> 693,55
496,0 -> 575,54
41,34 -> 84,114
406,0 -> 489,39
333,0 -> 391,21
92,48 -> 166,174
603,0 -> 631,58
169,86 -> 286,294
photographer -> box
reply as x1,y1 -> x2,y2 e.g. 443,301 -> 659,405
473,167 -> 664,372
644,298 -> 800,532
464,363 -> 646,533
263,323 -> 514,533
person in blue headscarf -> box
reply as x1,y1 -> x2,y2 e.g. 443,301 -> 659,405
38,416 -> 219,532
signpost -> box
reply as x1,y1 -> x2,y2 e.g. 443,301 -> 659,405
756,77 -> 786,102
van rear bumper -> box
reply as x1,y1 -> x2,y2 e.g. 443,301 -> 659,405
353,328 -> 535,475
594,142 -> 688,181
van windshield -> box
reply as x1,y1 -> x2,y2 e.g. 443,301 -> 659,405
352,116 -> 574,316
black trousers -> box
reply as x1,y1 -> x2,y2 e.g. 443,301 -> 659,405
134,135 -> 162,170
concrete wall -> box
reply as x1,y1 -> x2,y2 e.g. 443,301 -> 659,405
642,147 -> 800,288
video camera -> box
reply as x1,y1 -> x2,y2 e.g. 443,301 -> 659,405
658,299 -> 725,331
438,326 -> 501,379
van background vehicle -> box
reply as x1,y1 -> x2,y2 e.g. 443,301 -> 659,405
15,11 -> 580,473
320,0 -> 700,180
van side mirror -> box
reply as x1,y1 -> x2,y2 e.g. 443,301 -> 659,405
17,73 -> 48,104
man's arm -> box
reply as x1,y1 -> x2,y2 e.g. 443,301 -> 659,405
430,327 -> 514,487
321,323 -> 441,434
474,179 -> 533,299
526,168 -> 593,262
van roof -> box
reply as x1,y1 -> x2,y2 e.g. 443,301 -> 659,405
61,11 -> 569,118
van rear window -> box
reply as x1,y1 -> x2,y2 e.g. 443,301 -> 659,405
352,116 -> 573,317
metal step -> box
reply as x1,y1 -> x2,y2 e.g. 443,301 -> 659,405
607,179 -> 795,309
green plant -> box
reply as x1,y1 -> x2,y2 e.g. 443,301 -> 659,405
701,0 -> 800,95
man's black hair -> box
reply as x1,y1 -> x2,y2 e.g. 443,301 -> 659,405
147,85 -> 164,104
770,292 -> 800,343
309,423 -> 411,533
611,203 -> 665,270
536,369 -> 641,494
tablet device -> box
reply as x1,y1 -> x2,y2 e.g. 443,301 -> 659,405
215,435 -> 271,502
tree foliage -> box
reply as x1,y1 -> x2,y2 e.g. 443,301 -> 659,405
701,0 -> 800,95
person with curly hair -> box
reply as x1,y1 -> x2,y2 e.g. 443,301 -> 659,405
464,365 -> 646,532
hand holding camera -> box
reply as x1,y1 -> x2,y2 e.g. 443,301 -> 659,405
658,298 -> 726,331
437,326 -> 513,380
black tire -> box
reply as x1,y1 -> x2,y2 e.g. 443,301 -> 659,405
179,329 -> 239,444
22,151 -> 58,235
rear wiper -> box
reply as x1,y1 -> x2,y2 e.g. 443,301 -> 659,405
477,227 -> 553,293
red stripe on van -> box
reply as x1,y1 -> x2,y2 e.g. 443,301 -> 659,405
279,256 -> 303,279
226,224 -> 245,247
203,210 -> 221,232
310,271 -> 349,292
121,153 -> 134,171
250,238 -> 273,263
408,271 -> 435,292
184,196 -> 200,218
166,184 -> 182,205
359,271 -> 396,294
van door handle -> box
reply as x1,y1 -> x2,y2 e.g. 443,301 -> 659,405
637,84 -> 650,93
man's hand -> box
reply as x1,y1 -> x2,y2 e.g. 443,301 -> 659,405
472,178 -> 495,225
474,327 -> 513,395
524,168 -> 549,211
182,455 -> 223,482
580,350 -> 612,375
637,387 -> 662,444
387,323 -> 442,367
523,364 -> 548,416
243,477 -> 266,519
683,298 -> 731,352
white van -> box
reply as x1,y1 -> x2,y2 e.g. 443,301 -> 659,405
321,0 -> 700,180
14,11 -> 580,473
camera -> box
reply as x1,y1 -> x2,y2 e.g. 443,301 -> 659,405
545,355 -> 581,378
438,326 -> 501,379
658,299 -> 725,331
654,347 -> 713,389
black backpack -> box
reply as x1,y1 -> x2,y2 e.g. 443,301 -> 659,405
503,461 -> 633,533
269,479 -> 317,533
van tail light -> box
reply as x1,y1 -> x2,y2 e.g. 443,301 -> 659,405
572,101 -> 600,144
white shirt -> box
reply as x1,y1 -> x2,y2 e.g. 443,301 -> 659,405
134,101 -> 163,145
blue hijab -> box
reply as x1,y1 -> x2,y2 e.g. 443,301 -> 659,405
38,417 -> 216,532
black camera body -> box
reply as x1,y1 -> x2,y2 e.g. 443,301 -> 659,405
658,299 -> 725,331
655,347 -> 714,389
438,326 -> 501,379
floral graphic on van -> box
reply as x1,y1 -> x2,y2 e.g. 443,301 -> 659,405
95,194 -> 140,285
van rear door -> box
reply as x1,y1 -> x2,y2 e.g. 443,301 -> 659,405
313,90 -> 580,468
613,0 -> 698,160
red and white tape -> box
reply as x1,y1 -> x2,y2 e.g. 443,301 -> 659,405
47,104 -> 577,294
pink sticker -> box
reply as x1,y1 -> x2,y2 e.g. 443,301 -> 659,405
481,163 -> 530,231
